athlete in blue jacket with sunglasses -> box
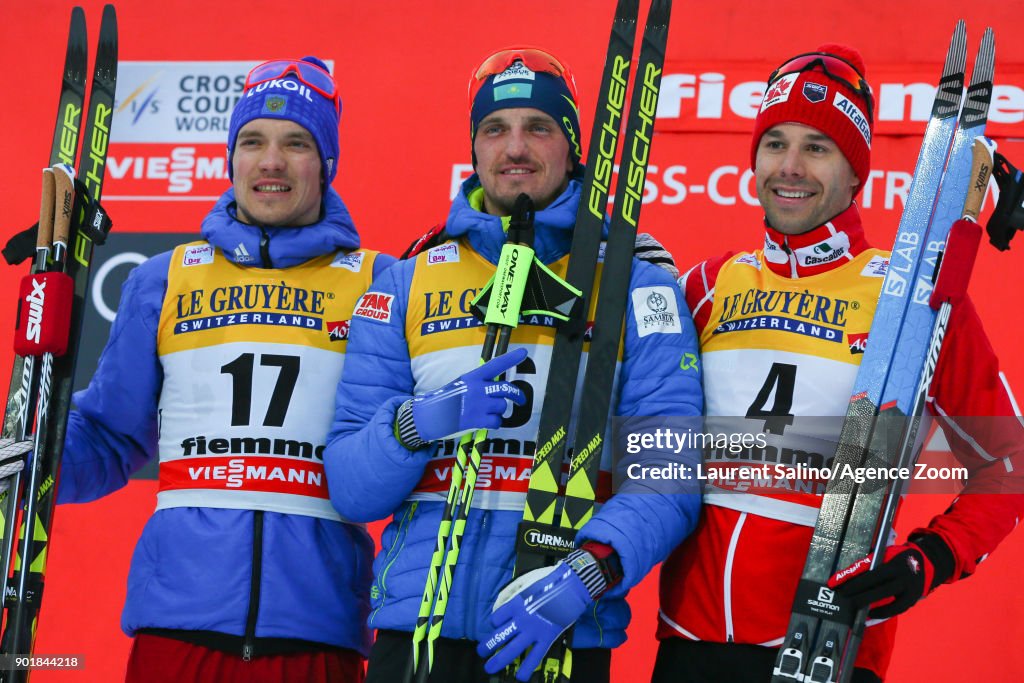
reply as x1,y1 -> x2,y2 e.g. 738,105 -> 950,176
325,46 -> 704,683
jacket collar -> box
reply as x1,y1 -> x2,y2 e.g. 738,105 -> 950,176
761,203 -> 871,278
200,186 -> 360,269
444,174 -> 585,265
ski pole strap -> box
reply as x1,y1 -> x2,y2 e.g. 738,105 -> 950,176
987,151 -> 1024,251
14,272 -> 74,356
929,219 -> 981,308
3,224 -> 41,266
2,182 -> 114,266
72,177 -> 114,245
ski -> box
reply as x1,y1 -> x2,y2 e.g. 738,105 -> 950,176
506,0 -> 674,681
1,6 -> 88,439
1,5 -> 117,672
515,0 -> 640,573
0,8 -> 88,615
772,23 -> 995,683
558,0 -> 671,531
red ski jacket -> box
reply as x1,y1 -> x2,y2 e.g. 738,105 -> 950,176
658,204 -> 1024,678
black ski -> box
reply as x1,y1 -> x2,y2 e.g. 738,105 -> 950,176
0,2 -> 88,629
2,6 -> 117,673
515,0 -> 641,568
507,0 -> 674,681
558,0 -> 672,532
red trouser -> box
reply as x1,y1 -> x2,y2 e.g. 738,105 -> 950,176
125,633 -> 365,683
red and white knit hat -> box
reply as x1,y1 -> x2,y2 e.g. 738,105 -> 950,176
750,44 -> 874,195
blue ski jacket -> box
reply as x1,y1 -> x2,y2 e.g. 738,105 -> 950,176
325,175 -> 704,649
57,188 -> 392,656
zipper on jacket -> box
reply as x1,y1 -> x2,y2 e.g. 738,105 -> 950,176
465,508 -> 489,634
243,510 -> 265,661
779,237 -> 799,279
369,502 -> 418,626
258,226 -> 272,268
723,512 -> 747,643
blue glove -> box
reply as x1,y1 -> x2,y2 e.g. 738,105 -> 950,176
477,550 -> 605,681
395,347 -> 528,449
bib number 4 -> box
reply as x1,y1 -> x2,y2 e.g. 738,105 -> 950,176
746,362 -> 796,435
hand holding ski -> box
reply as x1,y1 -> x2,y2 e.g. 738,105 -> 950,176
829,534 -> 954,619
478,557 -> 595,681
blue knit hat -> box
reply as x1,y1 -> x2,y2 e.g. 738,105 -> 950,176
470,62 -> 582,172
228,56 -> 341,183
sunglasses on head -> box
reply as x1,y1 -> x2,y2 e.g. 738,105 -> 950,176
768,52 -> 874,123
244,59 -> 341,115
469,46 -> 578,104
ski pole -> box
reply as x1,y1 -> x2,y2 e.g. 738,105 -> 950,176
0,169 -> 57,621
4,166 -> 76,672
0,12 -> 87,632
410,194 -> 537,682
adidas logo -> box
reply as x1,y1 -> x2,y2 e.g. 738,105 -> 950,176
233,242 -> 254,263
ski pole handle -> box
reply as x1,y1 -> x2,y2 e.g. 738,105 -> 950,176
964,136 -> 997,222
36,169 -> 56,252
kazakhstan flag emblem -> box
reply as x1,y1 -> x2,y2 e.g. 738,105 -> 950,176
494,83 -> 532,101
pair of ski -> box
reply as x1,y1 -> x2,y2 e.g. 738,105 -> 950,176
772,21 -> 996,683
0,6 -> 117,678
408,1 -> 673,682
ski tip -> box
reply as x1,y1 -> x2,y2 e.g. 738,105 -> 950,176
101,3 -> 118,31
948,20 -> 968,65
650,0 -> 673,26
966,26 -> 996,92
981,26 -> 995,58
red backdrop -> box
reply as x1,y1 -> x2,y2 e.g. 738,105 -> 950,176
1,0 -> 1023,680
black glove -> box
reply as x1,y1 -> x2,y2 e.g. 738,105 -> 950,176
828,533 -> 955,619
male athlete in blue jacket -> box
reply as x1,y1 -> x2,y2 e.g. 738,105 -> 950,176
325,47 -> 703,683
58,57 -> 386,682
